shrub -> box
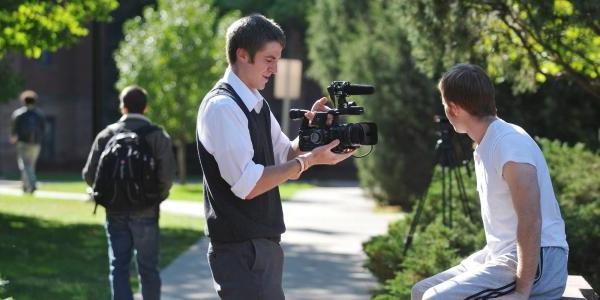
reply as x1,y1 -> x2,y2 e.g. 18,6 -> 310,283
538,138 -> 600,291
363,165 -> 485,298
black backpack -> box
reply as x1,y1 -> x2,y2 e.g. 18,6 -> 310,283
16,109 -> 45,144
91,125 -> 162,213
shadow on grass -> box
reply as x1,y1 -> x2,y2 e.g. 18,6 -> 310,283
0,213 -> 201,300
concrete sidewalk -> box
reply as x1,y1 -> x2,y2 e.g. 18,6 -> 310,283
158,186 -> 401,300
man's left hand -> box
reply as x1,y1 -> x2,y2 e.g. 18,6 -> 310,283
304,97 -> 333,125
493,291 -> 529,300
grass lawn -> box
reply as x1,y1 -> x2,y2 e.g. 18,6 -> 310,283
38,180 -> 314,201
0,194 -> 203,300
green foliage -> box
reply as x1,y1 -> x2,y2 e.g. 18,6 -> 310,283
115,0 -> 239,182
0,0 -> 118,103
306,0 -> 440,208
538,138 -> 600,290
116,0 -> 239,144
496,78 -> 600,150
0,0 -> 118,58
363,165 -> 485,299
396,0 -> 600,98
115,0 -> 238,147
306,0 -> 600,207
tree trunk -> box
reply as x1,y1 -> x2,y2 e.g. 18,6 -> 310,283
175,139 -> 187,184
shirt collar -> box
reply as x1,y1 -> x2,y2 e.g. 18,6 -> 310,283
222,67 -> 264,112
119,113 -> 151,123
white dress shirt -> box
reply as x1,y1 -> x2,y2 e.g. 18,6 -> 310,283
197,67 -> 293,199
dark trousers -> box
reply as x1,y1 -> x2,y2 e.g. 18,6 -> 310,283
207,238 -> 284,300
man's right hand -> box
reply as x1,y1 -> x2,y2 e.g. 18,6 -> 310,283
301,139 -> 355,169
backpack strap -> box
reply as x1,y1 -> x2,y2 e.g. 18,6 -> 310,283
133,124 -> 160,149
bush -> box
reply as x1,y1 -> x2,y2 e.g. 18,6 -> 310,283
538,138 -> 600,291
364,138 -> 600,298
363,165 -> 485,299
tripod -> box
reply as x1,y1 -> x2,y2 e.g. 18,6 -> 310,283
403,133 -> 474,256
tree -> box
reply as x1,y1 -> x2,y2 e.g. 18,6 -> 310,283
306,0 -> 440,208
396,0 -> 600,98
115,0 -> 239,183
0,0 -> 118,102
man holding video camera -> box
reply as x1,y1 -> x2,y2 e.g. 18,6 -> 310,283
411,64 -> 568,300
196,14 -> 355,299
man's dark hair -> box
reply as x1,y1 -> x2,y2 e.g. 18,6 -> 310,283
20,90 -> 38,105
119,86 -> 147,114
226,14 -> 286,65
438,64 -> 497,117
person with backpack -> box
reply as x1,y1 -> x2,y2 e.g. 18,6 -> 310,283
9,90 -> 46,194
82,85 -> 176,300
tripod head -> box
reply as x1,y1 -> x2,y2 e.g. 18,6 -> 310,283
434,115 -> 470,169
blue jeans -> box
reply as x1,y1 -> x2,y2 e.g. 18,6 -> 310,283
105,215 -> 161,300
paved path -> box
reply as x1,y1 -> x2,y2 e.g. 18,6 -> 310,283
0,181 -> 401,299
159,187 -> 400,300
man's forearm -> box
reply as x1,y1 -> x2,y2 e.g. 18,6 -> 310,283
245,159 -> 302,199
515,218 -> 541,295
287,137 -> 303,160
503,161 -> 542,298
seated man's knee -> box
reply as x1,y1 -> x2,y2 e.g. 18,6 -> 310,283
411,280 -> 431,300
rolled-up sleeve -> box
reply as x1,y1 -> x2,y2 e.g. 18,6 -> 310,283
198,97 -> 265,199
230,161 -> 264,199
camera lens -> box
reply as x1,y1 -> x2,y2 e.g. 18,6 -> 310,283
347,124 -> 364,144
310,131 -> 324,144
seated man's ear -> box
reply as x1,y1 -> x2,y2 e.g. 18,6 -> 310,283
447,101 -> 462,118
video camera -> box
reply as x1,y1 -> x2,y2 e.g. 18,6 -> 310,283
289,81 -> 378,154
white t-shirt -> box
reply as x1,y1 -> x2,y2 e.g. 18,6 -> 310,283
196,67 -> 293,199
473,119 -> 568,257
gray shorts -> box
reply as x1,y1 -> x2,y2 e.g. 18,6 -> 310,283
207,238 -> 284,300
412,247 -> 568,300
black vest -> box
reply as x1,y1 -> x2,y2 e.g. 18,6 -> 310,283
196,82 -> 285,242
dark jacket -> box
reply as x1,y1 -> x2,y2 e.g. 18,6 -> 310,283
82,113 -> 176,217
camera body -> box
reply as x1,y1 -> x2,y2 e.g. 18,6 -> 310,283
290,81 -> 378,153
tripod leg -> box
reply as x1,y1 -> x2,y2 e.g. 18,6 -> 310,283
449,166 -> 453,228
403,188 -> 429,256
441,166 -> 447,226
454,166 -> 473,222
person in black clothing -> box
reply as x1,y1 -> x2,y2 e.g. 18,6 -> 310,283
9,90 -> 46,194
196,14 -> 354,299
82,86 -> 176,300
